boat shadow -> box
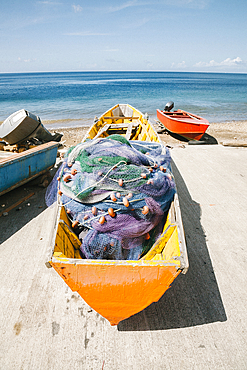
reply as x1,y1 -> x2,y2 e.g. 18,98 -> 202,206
0,166 -> 59,245
161,130 -> 218,145
118,160 -> 227,331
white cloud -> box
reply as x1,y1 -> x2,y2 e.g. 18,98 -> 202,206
171,61 -> 187,69
194,57 -> 245,68
107,0 -> 209,12
108,1 -> 138,12
18,57 -> 36,63
145,61 -> 154,68
37,1 -> 62,4
72,5 -> 83,13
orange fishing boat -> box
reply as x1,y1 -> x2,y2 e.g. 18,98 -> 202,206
47,104 -> 189,326
157,101 -> 209,141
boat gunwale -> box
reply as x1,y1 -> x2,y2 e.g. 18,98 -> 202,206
0,141 -> 60,165
157,109 -> 209,128
48,192 -> 188,272
48,104 -> 188,273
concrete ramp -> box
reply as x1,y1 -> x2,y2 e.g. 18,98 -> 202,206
0,145 -> 246,369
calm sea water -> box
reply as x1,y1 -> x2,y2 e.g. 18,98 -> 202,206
0,71 -> 246,128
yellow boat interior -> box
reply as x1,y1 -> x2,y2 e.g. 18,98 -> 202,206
51,192 -> 188,270
50,104 -> 188,271
83,103 -> 160,143
48,103 -> 189,325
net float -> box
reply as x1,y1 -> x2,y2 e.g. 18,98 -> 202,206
147,179 -> 153,185
98,158 -> 102,161
68,163 -> 72,167
126,193 -> 133,199
63,174 -> 72,183
92,206 -> 97,216
141,173 -> 147,179
145,232 -> 150,240
123,197 -> 129,207
71,169 -> 77,175
72,220 -> 79,228
84,215 -> 89,220
57,177 -> 61,181
142,205 -> 149,215
116,192 -> 121,198
108,208 -> 116,217
67,209 -> 71,214
98,171 -> 103,176
148,168 -> 153,172
58,190 -> 63,196
118,178 -> 123,186
110,193 -> 117,202
99,216 -> 105,224
154,163 -> 158,168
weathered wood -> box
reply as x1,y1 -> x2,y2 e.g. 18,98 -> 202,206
104,116 -> 139,120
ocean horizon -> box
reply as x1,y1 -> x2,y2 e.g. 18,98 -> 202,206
0,71 -> 246,129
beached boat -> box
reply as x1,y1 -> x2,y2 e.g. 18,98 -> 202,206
0,142 -> 59,196
47,104 -> 189,326
157,102 -> 209,141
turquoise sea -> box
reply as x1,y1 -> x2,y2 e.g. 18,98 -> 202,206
0,71 -> 246,128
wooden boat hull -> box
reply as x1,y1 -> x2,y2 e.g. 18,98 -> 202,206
157,108 -> 209,141
0,142 -> 59,196
48,104 -> 188,325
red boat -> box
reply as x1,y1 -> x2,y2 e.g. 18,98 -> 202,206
157,102 -> 209,141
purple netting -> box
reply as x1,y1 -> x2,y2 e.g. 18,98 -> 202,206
45,136 -> 176,260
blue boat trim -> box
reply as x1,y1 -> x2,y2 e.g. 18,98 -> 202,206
0,141 -> 59,196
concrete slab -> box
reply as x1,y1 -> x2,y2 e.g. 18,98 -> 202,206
0,145 -> 247,369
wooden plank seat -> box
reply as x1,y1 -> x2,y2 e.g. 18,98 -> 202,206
103,116 -> 140,120
93,122 -> 139,140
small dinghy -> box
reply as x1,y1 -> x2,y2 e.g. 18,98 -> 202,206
157,101 -> 209,141
0,110 -> 61,196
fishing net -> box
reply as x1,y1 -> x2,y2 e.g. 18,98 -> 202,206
45,135 -> 176,260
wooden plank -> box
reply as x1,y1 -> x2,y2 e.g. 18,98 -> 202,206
104,116 -> 139,120
93,124 -> 110,139
125,123 -> 133,140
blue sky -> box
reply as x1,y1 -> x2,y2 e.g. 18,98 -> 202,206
0,0 -> 246,73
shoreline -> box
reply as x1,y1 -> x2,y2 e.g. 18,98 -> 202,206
50,120 -> 247,148
1,117 -> 247,147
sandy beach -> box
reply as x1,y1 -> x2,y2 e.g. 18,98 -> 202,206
50,120 -> 247,148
